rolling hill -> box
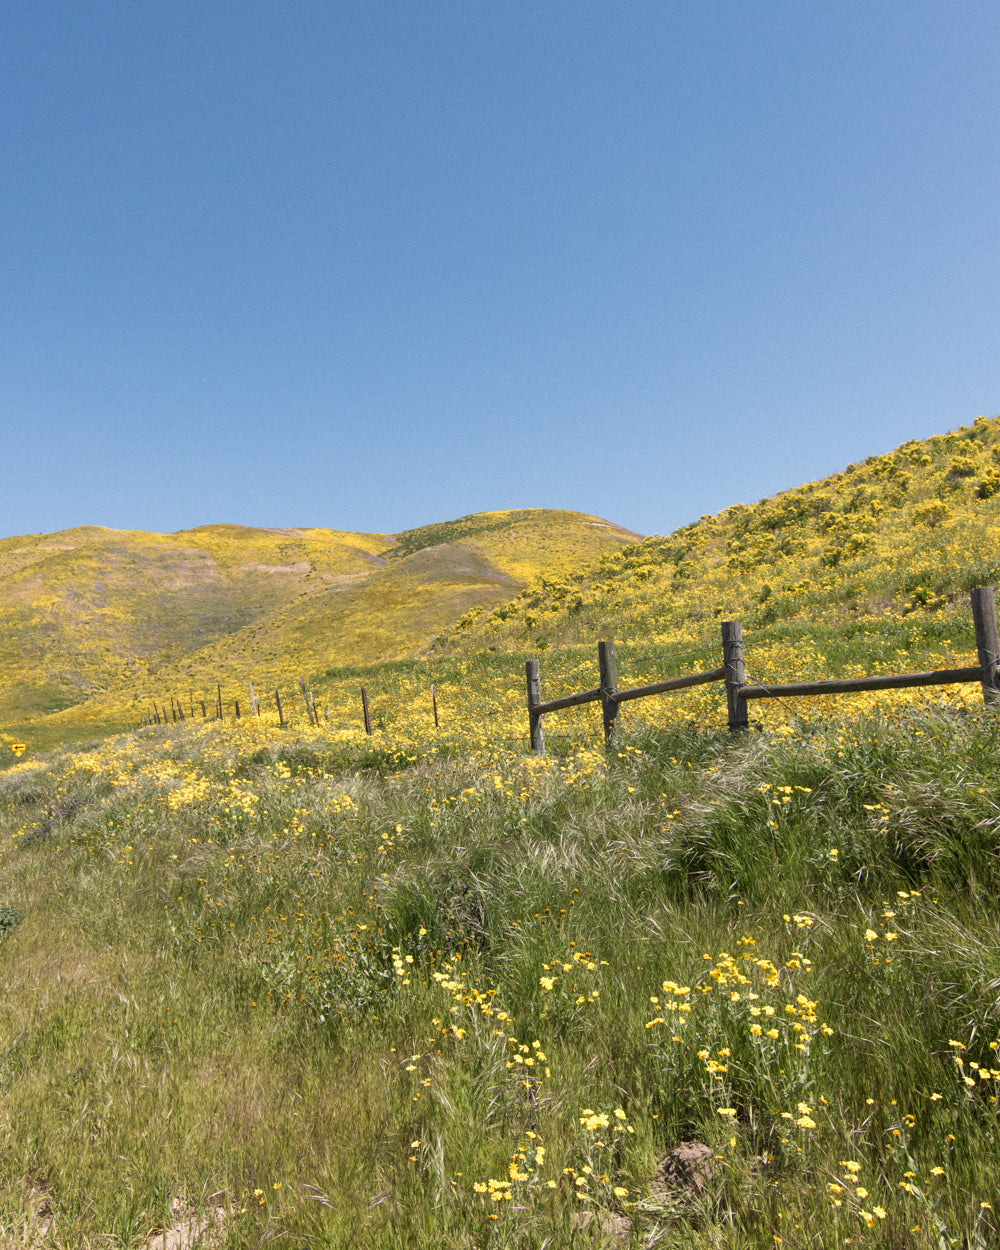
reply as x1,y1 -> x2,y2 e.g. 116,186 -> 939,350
441,415 -> 1000,657
0,510 -> 639,747
3,414 -> 999,755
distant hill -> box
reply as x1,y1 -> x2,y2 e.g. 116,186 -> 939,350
0,510 -> 639,745
440,416 -> 1000,655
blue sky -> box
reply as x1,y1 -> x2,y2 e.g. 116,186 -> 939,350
3,2 -> 998,540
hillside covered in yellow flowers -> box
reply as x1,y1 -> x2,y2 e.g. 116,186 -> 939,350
443,415 -> 1000,657
3,415 -> 1000,753
0,510 -> 637,746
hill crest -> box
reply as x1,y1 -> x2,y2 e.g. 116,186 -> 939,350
0,509 -> 639,745
441,415 -> 1000,655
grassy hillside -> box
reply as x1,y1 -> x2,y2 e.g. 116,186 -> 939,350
0,524 -> 389,716
0,510 -> 637,752
442,416 -> 1000,659
389,509 -> 640,584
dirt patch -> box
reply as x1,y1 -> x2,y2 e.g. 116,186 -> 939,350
656,1140 -> 715,1194
570,1208 -> 633,1242
0,1186 -> 54,1247
140,1200 -> 228,1249
624,1141 -> 717,1224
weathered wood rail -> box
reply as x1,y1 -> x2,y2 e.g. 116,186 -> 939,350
526,586 -> 1000,752
136,589 -> 999,744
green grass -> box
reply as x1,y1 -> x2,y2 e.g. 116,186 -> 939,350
1,698 -> 999,1247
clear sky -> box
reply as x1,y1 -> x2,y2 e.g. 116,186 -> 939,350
3,2 -> 998,541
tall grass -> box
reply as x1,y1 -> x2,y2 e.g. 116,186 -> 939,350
1,695 -> 999,1247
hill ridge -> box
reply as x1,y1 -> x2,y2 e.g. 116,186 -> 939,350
0,508 -> 639,746
440,415 -> 1000,656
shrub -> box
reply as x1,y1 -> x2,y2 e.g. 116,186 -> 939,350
913,501 -> 950,527
975,468 -> 1000,500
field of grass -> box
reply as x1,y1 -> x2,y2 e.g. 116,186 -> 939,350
2,648 -> 999,1246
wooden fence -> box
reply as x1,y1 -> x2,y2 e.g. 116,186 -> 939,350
139,678 -> 424,738
525,586 -> 1000,753
135,588 -> 1000,749
141,678 -> 327,731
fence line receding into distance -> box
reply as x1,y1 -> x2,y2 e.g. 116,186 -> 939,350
134,588 -> 999,748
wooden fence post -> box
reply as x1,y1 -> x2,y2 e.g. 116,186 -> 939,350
234,700 -> 240,718
971,586 -> 1000,705
598,640 -> 619,745
526,660 -> 545,754
722,620 -> 749,731
217,684 -> 223,720
431,684 -> 439,728
275,688 -> 285,728
299,678 -> 315,725
360,686 -> 372,735
200,700 -> 207,719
